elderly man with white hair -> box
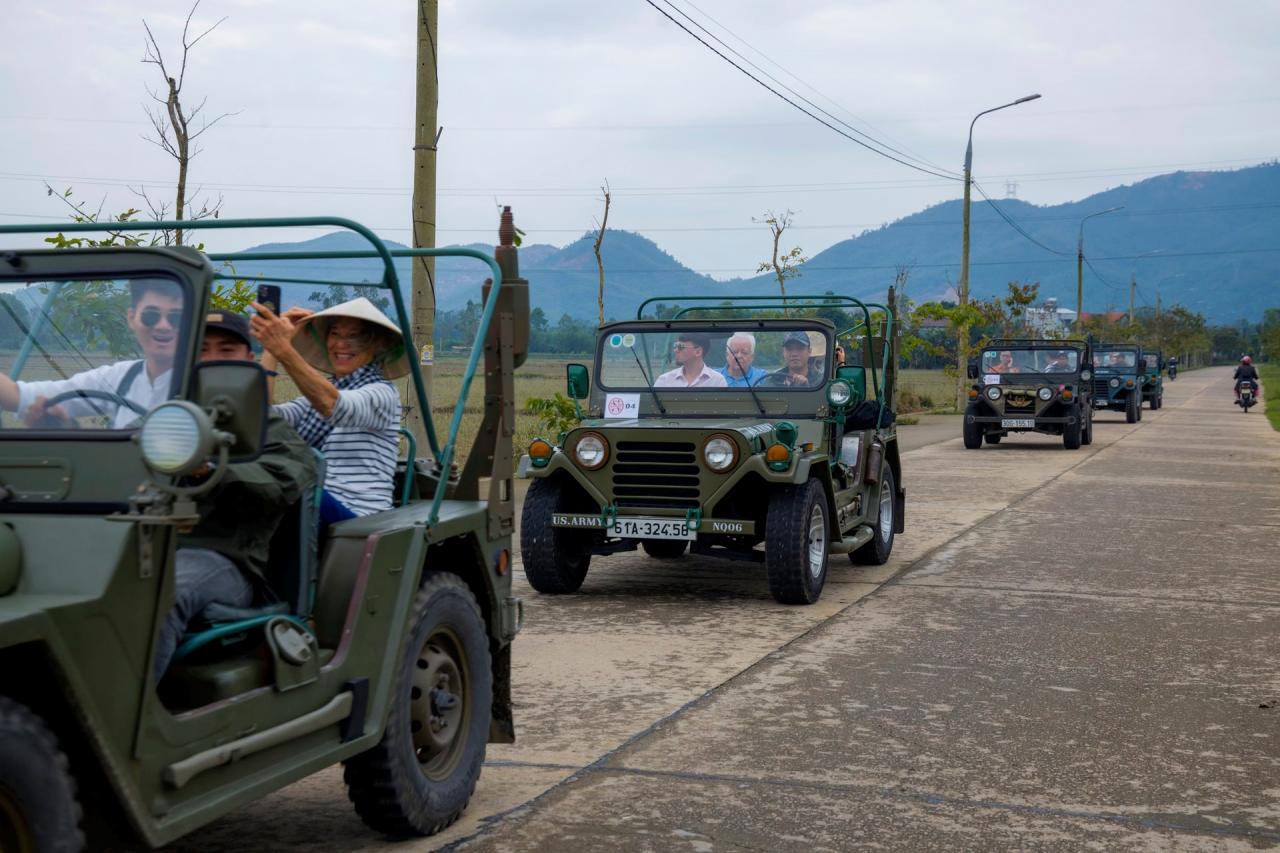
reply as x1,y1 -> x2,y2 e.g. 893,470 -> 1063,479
719,332 -> 770,387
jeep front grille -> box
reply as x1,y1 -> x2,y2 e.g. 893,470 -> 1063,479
611,440 -> 701,509
1004,392 -> 1035,411
1093,379 -> 1112,398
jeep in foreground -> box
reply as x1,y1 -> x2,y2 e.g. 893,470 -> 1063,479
518,295 -> 906,605
1092,342 -> 1146,423
963,339 -> 1095,450
0,215 -> 526,849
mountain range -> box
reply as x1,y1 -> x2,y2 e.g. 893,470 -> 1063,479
236,162 -> 1280,324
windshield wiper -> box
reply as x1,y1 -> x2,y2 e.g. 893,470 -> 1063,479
729,351 -> 767,416
630,347 -> 666,415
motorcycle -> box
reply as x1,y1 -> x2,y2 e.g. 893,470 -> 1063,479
1237,380 -> 1258,412
1167,363 -> 1177,381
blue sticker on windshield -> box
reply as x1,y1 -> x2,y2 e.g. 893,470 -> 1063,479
609,334 -> 623,348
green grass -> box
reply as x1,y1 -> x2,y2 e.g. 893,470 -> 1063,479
1261,363 -> 1280,433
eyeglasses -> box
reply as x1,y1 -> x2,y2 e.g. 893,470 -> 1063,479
138,307 -> 183,328
673,343 -> 697,351
328,328 -> 373,348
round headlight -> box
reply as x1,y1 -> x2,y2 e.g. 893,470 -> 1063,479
985,385 -> 1001,400
1109,378 -> 1120,388
573,432 -> 608,470
703,435 -> 738,472
827,380 -> 852,407
1037,387 -> 1053,401
140,401 -> 213,475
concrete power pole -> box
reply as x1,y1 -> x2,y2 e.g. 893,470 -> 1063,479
1129,273 -> 1136,325
408,0 -> 440,448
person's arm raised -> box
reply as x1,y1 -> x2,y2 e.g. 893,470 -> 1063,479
250,302 -> 338,417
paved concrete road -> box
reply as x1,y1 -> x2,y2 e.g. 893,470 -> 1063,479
170,367 -> 1278,851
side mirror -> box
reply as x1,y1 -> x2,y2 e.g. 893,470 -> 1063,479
193,360 -> 268,461
1080,369 -> 1093,381
966,362 -> 979,380
1159,359 -> 1166,371
566,363 -> 590,400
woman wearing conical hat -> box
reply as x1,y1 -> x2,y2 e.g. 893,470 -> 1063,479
251,296 -> 406,525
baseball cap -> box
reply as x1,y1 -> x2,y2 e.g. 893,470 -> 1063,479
204,311 -> 253,348
783,331 -> 812,348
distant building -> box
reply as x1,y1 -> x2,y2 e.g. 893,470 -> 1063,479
1024,297 -> 1076,337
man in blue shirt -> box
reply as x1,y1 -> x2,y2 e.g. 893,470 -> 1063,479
719,332 -> 769,387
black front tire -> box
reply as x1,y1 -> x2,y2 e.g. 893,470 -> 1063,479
1125,394 -> 1139,423
1081,407 -> 1093,445
641,539 -> 688,559
962,407 -> 982,449
1063,414 -> 1082,449
520,477 -> 593,593
344,573 -> 492,838
765,479 -> 829,605
851,466 -> 896,566
0,697 -> 84,853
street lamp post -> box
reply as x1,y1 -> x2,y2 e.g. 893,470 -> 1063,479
956,93 -> 1041,410
1075,206 -> 1124,330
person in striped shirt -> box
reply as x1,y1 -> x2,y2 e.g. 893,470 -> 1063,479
251,296 -> 406,525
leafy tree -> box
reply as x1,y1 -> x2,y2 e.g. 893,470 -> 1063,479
755,209 -> 807,305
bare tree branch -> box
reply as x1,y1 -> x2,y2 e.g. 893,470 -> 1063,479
593,180 -> 611,326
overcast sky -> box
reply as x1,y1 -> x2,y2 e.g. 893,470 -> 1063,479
2,0 -> 1277,278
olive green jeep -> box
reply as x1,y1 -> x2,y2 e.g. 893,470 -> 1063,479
0,215 -> 526,850
518,295 -> 906,605
963,339 -> 1095,450
1141,350 -> 1165,409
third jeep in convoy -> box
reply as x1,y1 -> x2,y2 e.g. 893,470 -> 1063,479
963,339 -> 1094,450
1141,350 -> 1165,409
1092,342 -> 1147,423
518,295 -> 906,605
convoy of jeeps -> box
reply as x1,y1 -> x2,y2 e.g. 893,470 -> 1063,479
0,206 -> 1191,851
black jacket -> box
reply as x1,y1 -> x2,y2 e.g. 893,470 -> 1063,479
1234,365 -> 1259,382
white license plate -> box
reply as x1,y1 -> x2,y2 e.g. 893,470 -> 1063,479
614,516 -> 697,541
1001,418 -> 1035,428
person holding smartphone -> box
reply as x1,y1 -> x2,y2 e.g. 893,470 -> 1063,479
0,278 -> 185,428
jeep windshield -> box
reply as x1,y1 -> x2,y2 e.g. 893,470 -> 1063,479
980,347 -> 1079,376
1094,349 -> 1138,370
0,277 -> 192,431
599,326 -> 833,392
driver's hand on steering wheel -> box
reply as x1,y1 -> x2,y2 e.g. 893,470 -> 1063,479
22,396 -> 72,429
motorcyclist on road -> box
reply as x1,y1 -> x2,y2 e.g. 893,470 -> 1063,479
1233,356 -> 1259,404
1167,356 -> 1178,380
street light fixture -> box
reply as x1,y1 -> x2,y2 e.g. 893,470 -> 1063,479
1075,205 -> 1124,328
955,93 -> 1041,410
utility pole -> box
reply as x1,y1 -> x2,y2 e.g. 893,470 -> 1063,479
408,0 -> 440,450
1128,273 -> 1136,325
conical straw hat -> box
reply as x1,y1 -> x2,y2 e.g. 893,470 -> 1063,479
291,297 -> 410,380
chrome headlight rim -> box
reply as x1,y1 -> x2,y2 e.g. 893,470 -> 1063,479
826,379 -> 853,408
1108,378 -> 1120,388
139,400 -> 215,476
571,431 -> 609,470
985,385 -> 1002,401
1037,387 -> 1053,401
702,433 -> 739,473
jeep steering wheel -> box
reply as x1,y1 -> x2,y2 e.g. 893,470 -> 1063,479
758,373 -> 799,388
41,389 -> 148,424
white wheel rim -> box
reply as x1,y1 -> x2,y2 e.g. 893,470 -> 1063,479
878,481 -> 893,541
807,504 -> 826,578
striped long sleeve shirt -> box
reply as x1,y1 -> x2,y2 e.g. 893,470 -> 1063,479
275,365 -> 401,517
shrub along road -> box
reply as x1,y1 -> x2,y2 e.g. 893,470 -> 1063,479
171,366 -> 1278,851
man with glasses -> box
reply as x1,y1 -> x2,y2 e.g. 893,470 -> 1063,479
655,332 -> 726,388
719,332 -> 769,387
0,278 -> 184,428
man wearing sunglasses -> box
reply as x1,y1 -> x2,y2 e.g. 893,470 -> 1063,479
0,278 -> 184,428
654,332 -> 727,388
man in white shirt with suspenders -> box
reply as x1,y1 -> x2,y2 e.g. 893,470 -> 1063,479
0,278 -> 183,428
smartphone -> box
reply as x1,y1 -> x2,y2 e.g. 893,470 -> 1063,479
256,284 -> 282,315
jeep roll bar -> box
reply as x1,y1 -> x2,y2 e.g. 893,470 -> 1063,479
0,216 -> 503,528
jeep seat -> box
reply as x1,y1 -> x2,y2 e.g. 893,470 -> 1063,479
171,449 -> 326,664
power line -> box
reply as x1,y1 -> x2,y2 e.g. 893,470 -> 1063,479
657,0 -> 959,178
643,0 -> 962,182
1082,256 -> 1128,292
972,181 -> 1073,256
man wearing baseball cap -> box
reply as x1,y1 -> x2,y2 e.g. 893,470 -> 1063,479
153,311 -> 317,682
771,331 -> 823,387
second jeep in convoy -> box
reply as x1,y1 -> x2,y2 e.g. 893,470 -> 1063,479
963,339 -> 1095,450
1092,342 -> 1147,423
518,296 -> 906,605
1141,350 -> 1165,409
